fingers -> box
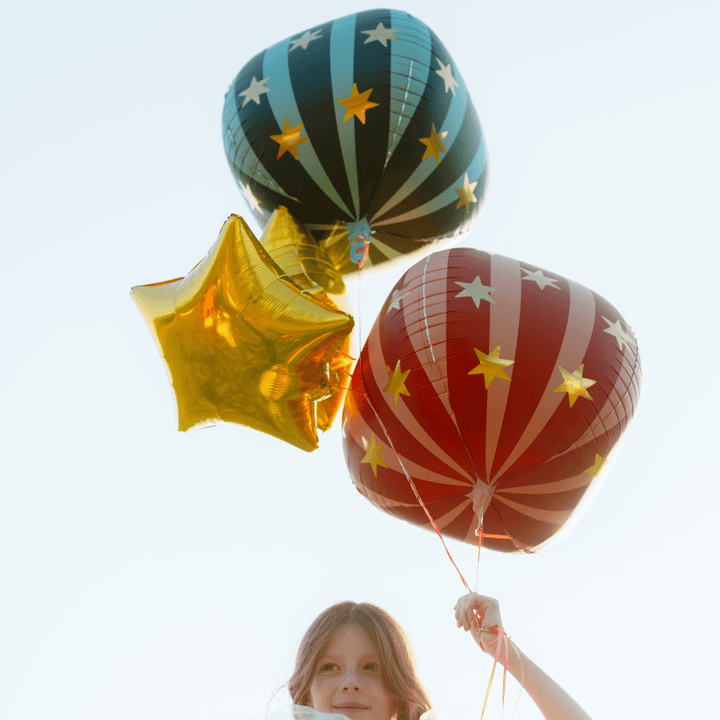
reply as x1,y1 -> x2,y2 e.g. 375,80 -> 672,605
454,592 -> 502,633
455,593 -> 507,655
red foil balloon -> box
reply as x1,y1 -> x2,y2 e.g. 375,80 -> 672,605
342,248 -> 641,553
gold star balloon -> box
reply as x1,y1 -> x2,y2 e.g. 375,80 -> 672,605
258,206 -> 345,296
131,214 -> 354,451
258,206 -> 356,432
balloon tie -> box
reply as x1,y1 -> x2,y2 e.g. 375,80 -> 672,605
350,236 -> 370,267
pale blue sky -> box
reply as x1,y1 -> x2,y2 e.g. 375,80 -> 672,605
1,1 -> 718,718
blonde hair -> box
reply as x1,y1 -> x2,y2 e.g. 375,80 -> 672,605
288,602 -> 431,720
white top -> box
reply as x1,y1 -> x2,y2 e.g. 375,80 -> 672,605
243,705 -> 481,720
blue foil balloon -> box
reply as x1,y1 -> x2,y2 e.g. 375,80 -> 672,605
222,8 -> 488,279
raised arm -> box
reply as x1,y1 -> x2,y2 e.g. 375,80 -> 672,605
454,592 -> 592,720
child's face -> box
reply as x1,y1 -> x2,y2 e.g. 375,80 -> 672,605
307,624 -> 396,720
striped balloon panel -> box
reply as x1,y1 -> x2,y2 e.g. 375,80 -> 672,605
222,9 -> 486,277
341,249 -> 641,553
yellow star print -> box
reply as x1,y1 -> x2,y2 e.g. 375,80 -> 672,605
455,173 -> 478,211
384,360 -> 411,405
553,364 -> 596,407
270,119 -> 309,159
362,433 -> 388,477
468,346 -> 514,389
419,123 -> 449,163
583,454 -> 608,478
337,84 -> 379,124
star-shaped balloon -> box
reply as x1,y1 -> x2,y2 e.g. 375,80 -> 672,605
259,206 -> 345,296
131,215 -> 354,451
257,206 -> 355,432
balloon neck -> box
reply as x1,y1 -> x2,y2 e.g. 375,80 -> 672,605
346,218 -> 373,267
467,481 -> 494,521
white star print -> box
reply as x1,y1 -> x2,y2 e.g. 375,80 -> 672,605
435,58 -> 458,95
521,268 -> 560,290
289,29 -> 323,51
239,76 -> 270,107
602,317 -> 633,350
361,22 -> 399,47
455,277 -> 497,307
240,182 -> 263,215
385,283 -> 411,314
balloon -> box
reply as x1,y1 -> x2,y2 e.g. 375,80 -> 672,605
257,206 -> 355,431
131,214 -> 354,451
342,248 -> 641,552
222,8 -> 487,278
258,205 -> 346,296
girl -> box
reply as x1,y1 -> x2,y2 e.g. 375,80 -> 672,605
287,592 -> 591,720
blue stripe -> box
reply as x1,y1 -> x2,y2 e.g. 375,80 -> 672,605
263,38 -> 353,218
373,42 -> 471,221
372,137 -> 488,226
222,104 -> 295,202
330,13 -> 359,219
386,10 -> 432,162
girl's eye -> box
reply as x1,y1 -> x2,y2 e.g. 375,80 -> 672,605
363,662 -> 378,672
318,663 -> 338,673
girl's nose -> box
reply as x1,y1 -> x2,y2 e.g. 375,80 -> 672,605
341,671 -> 361,691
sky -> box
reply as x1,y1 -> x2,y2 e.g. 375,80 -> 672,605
1,1 -> 718,718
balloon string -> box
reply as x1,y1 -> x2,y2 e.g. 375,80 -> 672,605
474,521 -> 521,718
475,520 -> 483,592
361,387 -> 471,593
357,262 -> 362,347
503,629 -> 509,707
480,625 -> 525,720
482,627 -> 507,720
